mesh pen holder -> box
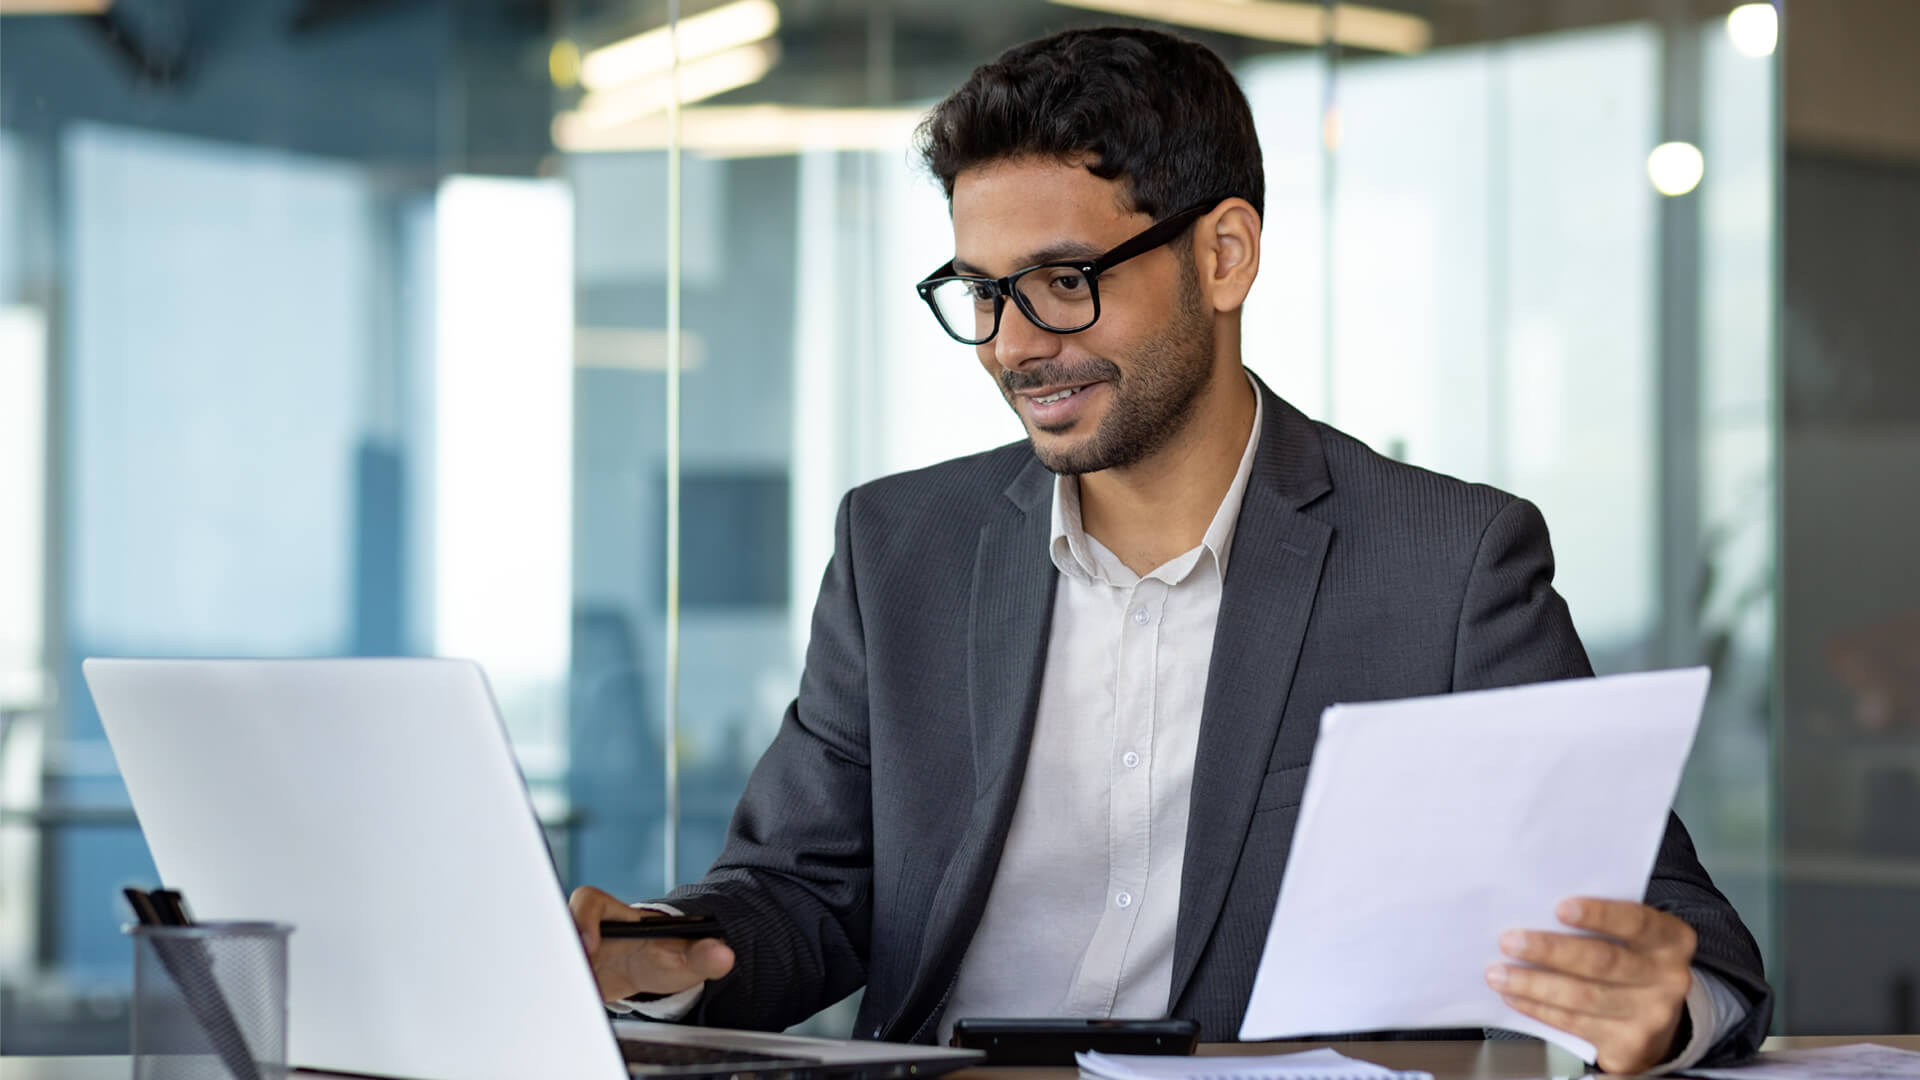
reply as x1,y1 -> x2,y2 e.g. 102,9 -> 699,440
129,922 -> 292,1080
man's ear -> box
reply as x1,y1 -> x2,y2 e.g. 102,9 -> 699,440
1193,198 -> 1261,312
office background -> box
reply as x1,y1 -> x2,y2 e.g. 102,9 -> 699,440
0,0 -> 1914,1054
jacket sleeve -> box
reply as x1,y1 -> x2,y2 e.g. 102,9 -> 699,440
658,489 -> 875,1031
1451,496 -> 1774,1066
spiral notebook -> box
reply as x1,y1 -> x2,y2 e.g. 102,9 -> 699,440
1076,1049 -> 1433,1080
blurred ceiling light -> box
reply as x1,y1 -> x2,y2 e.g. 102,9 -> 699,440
1725,3 -> 1778,58
555,104 -> 924,157
1647,142 -> 1705,196
0,0 -> 112,11
580,0 -> 780,92
571,41 -> 780,130
1047,0 -> 1429,54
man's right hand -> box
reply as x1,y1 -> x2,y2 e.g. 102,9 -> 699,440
569,886 -> 737,1004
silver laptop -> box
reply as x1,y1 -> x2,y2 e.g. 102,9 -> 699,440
85,657 -> 982,1080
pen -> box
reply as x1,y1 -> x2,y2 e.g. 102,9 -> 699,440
151,888 -> 192,927
598,916 -> 727,940
125,887 -> 263,1080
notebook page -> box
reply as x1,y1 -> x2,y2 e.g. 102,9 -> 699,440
1076,1049 -> 1432,1080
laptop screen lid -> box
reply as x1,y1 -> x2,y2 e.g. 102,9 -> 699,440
85,657 -> 627,1080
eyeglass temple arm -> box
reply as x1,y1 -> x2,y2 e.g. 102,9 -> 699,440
1088,202 -> 1218,276
918,198 -> 1220,290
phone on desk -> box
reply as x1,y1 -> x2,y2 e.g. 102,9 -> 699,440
949,1018 -> 1199,1066
598,914 -> 727,940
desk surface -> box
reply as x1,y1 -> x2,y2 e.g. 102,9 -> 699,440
7,1037 -> 1918,1080
960,1036 -> 1920,1080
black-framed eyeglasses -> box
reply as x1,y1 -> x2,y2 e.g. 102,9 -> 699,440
914,198 -> 1224,346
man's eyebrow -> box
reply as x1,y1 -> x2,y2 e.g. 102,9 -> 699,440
950,241 -> 1105,278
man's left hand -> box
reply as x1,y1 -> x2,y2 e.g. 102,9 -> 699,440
1486,897 -> 1697,1074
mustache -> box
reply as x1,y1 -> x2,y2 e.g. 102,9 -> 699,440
1000,358 -> 1123,394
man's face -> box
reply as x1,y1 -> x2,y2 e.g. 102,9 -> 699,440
949,158 -> 1216,475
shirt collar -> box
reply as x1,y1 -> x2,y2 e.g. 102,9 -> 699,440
1048,372 -> 1264,586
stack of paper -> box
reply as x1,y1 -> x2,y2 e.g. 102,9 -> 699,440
1076,1049 -> 1432,1080
1683,1043 -> 1920,1078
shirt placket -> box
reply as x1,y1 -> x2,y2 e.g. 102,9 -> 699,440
1062,576 -> 1167,1016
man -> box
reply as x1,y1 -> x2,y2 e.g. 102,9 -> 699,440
569,26 -> 1772,1073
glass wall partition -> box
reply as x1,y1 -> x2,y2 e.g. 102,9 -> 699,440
1777,0 -> 1920,1036
0,0 -> 568,1050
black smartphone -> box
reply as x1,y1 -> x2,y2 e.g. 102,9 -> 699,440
598,914 -> 726,940
948,1018 -> 1199,1066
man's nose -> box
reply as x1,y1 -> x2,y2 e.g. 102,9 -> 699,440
991,299 -> 1064,371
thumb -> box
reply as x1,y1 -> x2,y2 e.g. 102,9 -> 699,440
685,938 -> 735,981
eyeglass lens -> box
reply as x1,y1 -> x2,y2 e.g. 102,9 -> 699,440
925,265 -> 1096,343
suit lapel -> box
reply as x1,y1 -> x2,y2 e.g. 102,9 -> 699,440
1167,383 -> 1334,1010
885,457 -> 1057,1040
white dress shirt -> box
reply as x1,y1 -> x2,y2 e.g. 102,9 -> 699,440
939,387 -> 1267,1037
625,376 -> 1745,1071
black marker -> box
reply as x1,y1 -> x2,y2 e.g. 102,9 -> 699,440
124,887 -> 262,1080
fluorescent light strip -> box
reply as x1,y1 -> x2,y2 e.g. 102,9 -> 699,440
580,0 -> 780,92
571,41 -> 779,131
555,104 -> 925,157
1047,0 -> 1430,54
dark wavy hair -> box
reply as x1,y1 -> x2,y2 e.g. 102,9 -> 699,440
916,26 -> 1265,222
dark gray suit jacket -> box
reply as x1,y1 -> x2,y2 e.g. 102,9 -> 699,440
664,377 -> 1773,1064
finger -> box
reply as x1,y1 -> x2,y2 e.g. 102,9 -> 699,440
570,886 -> 613,951
1500,930 -> 1655,985
1505,993 -> 1674,1076
1556,898 -> 1690,951
1499,993 -> 1616,1054
1486,964 -> 1640,1020
568,886 -> 645,953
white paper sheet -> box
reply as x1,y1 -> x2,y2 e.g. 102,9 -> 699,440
1683,1043 -> 1920,1078
1239,668 -> 1712,1063
1077,1048 -> 1430,1080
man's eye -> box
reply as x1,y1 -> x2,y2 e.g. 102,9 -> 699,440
967,282 -> 996,303
1049,272 -> 1088,293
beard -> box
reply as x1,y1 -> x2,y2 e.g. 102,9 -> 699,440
1002,268 -> 1216,476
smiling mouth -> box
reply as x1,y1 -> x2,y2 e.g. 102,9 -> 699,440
1019,381 -> 1098,405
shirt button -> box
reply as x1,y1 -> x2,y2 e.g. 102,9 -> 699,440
1123,751 -> 1141,769
1131,608 -> 1150,625
1115,891 -> 1133,909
